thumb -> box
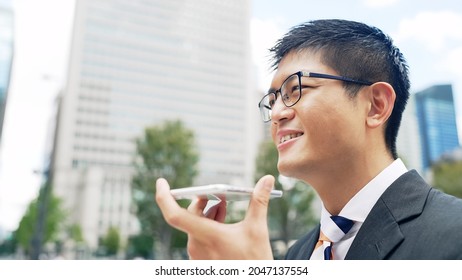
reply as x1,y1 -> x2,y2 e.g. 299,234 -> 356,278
246,175 -> 275,221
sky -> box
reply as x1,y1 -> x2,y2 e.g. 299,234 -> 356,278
1,0 -> 462,233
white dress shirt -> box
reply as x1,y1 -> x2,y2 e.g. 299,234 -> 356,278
310,158 -> 408,260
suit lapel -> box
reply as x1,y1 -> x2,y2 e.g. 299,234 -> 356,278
345,199 -> 404,259
345,170 -> 431,260
291,225 -> 319,259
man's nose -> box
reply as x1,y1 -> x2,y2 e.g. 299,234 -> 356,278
271,96 -> 291,123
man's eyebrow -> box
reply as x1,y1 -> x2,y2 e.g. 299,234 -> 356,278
267,87 -> 276,94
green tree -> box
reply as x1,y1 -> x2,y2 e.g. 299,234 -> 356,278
68,223 -> 84,243
254,140 -> 317,258
432,160 -> 462,198
101,227 -> 120,256
126,233 -> 153,259
15,184 -> 67,256
131,120 -> 199,259
0,234 -> 17,256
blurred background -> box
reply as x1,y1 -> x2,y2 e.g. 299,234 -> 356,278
0,0 -> 461,259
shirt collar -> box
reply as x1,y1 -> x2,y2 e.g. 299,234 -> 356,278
320,158 -> 408,224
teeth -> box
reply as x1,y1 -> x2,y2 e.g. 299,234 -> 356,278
280,133 -> 303,144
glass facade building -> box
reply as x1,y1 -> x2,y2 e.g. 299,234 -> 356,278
51,0 -> 254,249
396,95 -> 423,174
0,0 -> 14,144
415,84 -> 459,170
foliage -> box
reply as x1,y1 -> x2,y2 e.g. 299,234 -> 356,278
0,234 -> 17,256
14,184 -> 67,255
68,223 -> 84,243
255,141 -> 282,189
131,119 -> 199,259
101,227 -> 120,256
126,233 -> 153,259
254,140 -> 317,258
432,160 -> 462,198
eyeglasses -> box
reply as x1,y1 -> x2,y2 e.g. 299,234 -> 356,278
257,71 -> 373,122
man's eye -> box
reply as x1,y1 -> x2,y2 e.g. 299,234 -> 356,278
291,85 -> 300,93
301,85 -> 313,89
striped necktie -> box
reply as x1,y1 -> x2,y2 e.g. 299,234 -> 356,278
315,215 -> 354,260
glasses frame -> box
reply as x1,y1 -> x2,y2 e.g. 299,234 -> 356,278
258,71 -> 373,122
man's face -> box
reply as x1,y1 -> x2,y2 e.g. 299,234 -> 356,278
270,51 -> 369,182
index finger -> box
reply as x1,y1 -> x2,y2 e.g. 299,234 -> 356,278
155,178 -> 225,240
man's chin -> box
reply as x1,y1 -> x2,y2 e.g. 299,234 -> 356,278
277,161 -> 297,178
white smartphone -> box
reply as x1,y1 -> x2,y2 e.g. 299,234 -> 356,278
170,184 -> 283,201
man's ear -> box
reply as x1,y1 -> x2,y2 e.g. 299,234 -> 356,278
366,82 -> 396,129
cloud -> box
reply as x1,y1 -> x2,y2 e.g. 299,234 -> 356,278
363,0 -> 399,8
441,47 -> 462,76
395,11 -> 462,52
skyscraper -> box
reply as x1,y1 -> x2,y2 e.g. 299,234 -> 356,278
51,0 -> 254,249
415,84 -> 459,170
396,94 -> 423,174
0,0 -> 14,145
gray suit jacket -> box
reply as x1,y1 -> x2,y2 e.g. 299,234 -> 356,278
285,170 -> 462,259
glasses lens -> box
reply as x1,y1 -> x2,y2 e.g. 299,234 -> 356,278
280,74 -> 301,107
258,93 -> 273,122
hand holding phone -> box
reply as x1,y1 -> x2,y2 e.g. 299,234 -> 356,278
156,175 -> 276,259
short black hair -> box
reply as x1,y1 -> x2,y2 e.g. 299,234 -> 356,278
270,19 -> 410,159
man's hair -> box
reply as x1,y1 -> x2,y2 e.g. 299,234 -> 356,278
269,19 -> 410,159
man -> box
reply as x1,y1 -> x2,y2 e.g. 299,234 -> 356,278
155,19 -> 462,259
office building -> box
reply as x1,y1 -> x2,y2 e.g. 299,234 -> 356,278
415,84 -> 459,170
396,95 -> 423,174
51,0 -> 254,249
0,0 -> 14,145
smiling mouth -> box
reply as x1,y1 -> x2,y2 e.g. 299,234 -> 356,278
280,133 -> 304,144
